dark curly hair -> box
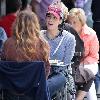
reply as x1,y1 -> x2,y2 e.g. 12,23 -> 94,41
6,0 -> 22,15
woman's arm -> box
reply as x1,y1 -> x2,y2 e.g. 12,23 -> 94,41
63,33 -> 76,64
84,33 -> 99,64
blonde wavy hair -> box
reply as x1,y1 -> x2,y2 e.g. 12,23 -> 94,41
68,8 -> 86,26
12,11 -> 50,61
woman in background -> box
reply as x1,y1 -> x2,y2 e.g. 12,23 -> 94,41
0,0 -> 22,37
68,8 -> 99,100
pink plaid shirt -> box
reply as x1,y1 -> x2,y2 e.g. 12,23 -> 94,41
80,24 -> 99,64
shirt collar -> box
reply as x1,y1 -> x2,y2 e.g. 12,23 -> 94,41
81,24 -> 91,36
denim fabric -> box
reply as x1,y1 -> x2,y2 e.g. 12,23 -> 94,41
47,73 -> 66,97
95,71 -> 100,92
0,27 -> 7,42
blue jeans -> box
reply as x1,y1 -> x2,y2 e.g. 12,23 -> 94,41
94,71 -> 100,92
47,73 -> 66,97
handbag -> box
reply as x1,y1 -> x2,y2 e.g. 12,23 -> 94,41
72,63 -> 95,84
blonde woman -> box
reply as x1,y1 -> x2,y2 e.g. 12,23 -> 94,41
68,8 -> 99,100
2,11 -> 51,79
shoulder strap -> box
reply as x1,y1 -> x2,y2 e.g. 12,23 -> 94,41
42,30 -> 65,56
52,35 -> 65,56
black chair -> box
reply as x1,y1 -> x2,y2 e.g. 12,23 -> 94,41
0,40 -> 3,49
0,61 -> 50,100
